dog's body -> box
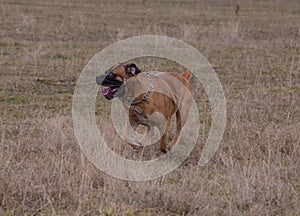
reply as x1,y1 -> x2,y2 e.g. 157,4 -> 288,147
96,63 -> 192,153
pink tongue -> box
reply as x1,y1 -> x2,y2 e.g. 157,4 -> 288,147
102,88 -> 110,96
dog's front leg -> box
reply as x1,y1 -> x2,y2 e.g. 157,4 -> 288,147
138,125 -> 155,145
123,117 -> 138,143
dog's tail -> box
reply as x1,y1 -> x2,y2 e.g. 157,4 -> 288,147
182,71 -> 191,80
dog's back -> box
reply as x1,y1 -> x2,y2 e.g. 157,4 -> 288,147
155,71 -> 192,93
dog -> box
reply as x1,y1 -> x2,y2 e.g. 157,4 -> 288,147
96,63 -> 192,153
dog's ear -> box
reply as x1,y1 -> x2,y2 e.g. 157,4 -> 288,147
125,63 -> 141,75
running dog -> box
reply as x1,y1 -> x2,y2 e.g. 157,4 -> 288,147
96,63 -> 192,153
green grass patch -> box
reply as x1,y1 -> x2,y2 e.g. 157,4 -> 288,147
292,9 -> 300,15
0,96 -> 27,103
237,202 -> 250,213
52,53 -> 69,60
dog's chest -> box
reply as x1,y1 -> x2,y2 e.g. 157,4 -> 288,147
129,106 -> 164,126
129,106 -> 149,125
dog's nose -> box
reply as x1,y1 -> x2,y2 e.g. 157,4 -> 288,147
96,75 -> 105,85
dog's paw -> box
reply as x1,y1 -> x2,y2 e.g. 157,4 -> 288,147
135,140 -> 144,146
126,139 -> 144,149
160,147 -> 169,154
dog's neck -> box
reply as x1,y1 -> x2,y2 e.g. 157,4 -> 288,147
122,72 -> 152,105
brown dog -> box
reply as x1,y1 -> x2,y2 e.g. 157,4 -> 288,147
96,63 -> 192,153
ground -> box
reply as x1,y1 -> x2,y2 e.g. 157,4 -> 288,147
0,0 -> 299,215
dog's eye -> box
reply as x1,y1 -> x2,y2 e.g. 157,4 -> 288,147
108,72 -> 115,77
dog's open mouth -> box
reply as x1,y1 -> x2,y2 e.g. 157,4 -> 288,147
96,74 -> 125,100
101,86 -> 119,100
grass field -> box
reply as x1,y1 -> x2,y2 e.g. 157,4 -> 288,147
1,0 -> 300,215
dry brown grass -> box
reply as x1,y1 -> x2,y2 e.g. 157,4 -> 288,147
1,0 -> 300,215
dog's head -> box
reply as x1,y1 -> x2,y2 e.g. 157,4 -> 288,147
96,63 -> 141,100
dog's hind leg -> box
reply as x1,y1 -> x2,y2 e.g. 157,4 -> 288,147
168,110 -> 182,150
169,108 -> 190,150
160,117 -> 171,153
